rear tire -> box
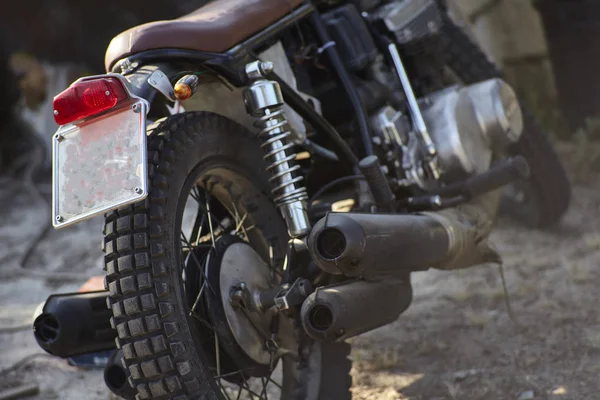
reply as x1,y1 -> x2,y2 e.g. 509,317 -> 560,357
440,13 -> 571,228
103,112 -> 352,399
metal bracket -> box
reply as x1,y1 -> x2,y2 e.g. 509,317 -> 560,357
147,70 -> 176,102
229,282 -> 298,360
274,278 -> 313,311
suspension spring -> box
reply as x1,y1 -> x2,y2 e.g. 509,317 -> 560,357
256,108 -> 308,206
243,60 -> 311,237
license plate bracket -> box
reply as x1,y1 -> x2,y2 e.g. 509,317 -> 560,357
52,101 -> 148,228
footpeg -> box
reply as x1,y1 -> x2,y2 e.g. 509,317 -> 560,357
359,155 -> 396,211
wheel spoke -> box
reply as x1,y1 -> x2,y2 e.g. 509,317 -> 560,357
235,212 -> 249,239
213,369 -> 252,381
189,281 -> 207,315
224,189 -> 250,241
192,209 -> 207,246
180,232 -> 207,274
260,377 -> 268,399
215,332 -> 221,378
206,192 -> 217,248
240,381 -> 264,399
265,375 -> 282,390
190,309 -> 216,332
217,379 -> 232,400
189,189 -> 230,234
261,353 -> 282,398
180,181 -> 293,400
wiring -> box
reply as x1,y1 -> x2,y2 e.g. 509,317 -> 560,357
309,175 -> 365,207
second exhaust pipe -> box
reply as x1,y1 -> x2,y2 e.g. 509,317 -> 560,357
300,279 -> 412,341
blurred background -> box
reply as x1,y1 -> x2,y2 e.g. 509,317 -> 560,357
1,1 -> 600,399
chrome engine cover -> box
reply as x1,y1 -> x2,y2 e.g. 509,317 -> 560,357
422,78 -> 523,180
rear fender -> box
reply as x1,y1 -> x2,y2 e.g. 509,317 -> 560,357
121,62 -> 258,133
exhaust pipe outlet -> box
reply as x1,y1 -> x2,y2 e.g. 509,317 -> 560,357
308,206 -> 500,279
33,291 -> 116,358
104,349 -> 137,400
301,279 -> 412,341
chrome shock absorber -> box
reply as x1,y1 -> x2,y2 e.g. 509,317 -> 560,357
243,61 -> 311,238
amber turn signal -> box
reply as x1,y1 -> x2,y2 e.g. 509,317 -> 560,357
173,75 -> 199,101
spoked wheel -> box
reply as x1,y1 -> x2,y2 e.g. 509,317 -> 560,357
177,171 -> 298,399
103,112 -> 352,400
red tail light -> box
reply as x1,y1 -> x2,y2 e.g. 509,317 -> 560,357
53,77 -> 129,125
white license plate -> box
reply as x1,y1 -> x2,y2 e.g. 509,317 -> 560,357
52,102 -> 148,228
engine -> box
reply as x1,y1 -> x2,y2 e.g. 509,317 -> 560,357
365,0 -> 524,190
423,79 -> 523,177
371,78 -> 523,189
310,0 -> 523,192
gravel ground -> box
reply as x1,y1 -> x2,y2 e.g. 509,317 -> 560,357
0,143 -> 598,400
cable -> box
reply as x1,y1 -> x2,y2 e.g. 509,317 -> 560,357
271,72 -> 360,169
309,175 -> 365,207
308,11 -> 374,158
303,139 -> 338,161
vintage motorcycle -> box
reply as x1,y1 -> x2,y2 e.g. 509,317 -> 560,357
33,0 -> 570,399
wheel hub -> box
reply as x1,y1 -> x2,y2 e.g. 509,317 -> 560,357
188,234 -> 287,381
218,241 -> 275,365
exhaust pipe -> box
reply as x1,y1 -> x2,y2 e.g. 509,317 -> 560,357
307,204 -> 500,280
300,279 -> 412,341
104,349 -> 136,400
33,291 -> 116,358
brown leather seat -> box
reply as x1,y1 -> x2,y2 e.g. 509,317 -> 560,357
105,0 -> 305,71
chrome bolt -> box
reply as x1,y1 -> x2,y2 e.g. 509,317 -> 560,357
134,187 -> 142,194
230,291 -> 243,308
53,110 -> 59,115
260,61 -> 274,75
55,215 -> 63,222
432,195 -> 442,207
105,90 -> 111,96
132,104 -> 141,113
54,134 -> 63,142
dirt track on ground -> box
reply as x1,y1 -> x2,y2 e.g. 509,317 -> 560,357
1,143 -> 599,400
352,183 -> 600,400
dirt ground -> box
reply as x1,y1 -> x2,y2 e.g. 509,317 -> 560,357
1,142 -> 599,400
